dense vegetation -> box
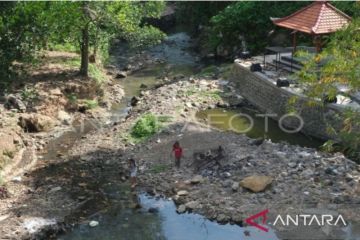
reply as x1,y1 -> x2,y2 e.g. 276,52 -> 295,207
0,1 -> 165,89
298,19 -> 360,160
176,1 -> 359,55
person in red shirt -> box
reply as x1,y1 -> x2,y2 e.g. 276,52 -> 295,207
172,141 -> 183,168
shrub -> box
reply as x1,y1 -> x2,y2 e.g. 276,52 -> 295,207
131,114 -> 161,139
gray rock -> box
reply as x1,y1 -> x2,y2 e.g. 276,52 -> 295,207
130,96 -> 139,107
302,169 -> 314,178
223,172 -> 231,178
185,201 -> 200,210
48,186 -> 62,193
190,175 -> 204,184
89,221 -> 99,227
222,179 -> 233,188
288,162 -> 297,168
5,94 -> 26,112
216,213 -> 228,222
177,190 -> 189,196
177,204 -> 186,213
231,182 -> 240,191
116,71 -> 127,78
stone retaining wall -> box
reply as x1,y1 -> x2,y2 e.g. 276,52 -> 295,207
231,61 -> 345,140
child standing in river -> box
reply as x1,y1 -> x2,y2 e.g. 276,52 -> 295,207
172,141 -> 183,168
128,158 -> 137,188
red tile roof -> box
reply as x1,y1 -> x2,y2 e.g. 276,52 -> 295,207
272,1 -> 351,35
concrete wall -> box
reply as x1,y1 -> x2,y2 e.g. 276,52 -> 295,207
231,62 -> 344,140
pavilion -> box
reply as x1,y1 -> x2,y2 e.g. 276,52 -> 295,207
264,1 -> 351,71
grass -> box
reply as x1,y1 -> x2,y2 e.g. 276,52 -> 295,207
20,87 -> 38,102
197,65 -> 218,77
66,93 -> 78,104
184,87 -> 198,97
84,99 -> 99,109
88,63 -> 107,84
198,90 -> 222,101
51,55 -> 108,84
83,99 -> 98,109
50,42 -> 79,53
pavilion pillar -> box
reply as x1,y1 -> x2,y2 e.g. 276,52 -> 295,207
313,35 -> 322,53
292,31 -> 297,54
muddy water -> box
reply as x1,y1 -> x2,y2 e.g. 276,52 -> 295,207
196,108 -> 324,148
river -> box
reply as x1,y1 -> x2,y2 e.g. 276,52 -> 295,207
53,32 -> 325,240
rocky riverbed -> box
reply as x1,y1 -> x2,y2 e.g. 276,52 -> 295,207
66,76 -> 360,238
1,33 -> 360,239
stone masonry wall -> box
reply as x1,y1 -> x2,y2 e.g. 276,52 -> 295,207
231,62 -> 344,140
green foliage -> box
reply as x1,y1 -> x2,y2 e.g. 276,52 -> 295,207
88,63 -> 107,84
199,90 -> 222,101
131,113 -> 161,139
205,1 -> 358,54
66,93 -> 77,104
197,65 -> 218,77
109,2 -> 166,49
0,2 -> 49,82
175,2 -> 230,34
49,42 -> 78,53
126,25 -> 165,49
184,87 -> 198,97
208,2 -> 310,53
0,1 -> 166,80
298,19 -> 360,161
20,87 -> 38,102
83,99 -> 98,109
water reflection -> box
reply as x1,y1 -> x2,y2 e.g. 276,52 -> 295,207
196,108 -> 324,148
60,193 -> 279,240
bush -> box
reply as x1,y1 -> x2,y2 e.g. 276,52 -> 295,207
131,113 -> 161,139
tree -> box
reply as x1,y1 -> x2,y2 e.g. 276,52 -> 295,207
0,2 -> 49,87
0,1 -> 165,81
207,1 -> 358,54
297,19 -> 360,160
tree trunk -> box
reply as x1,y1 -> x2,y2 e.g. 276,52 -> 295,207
80,24 -> 89,77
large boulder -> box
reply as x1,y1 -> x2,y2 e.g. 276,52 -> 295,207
240,175 -> 273,193
18,114 -> 56,132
